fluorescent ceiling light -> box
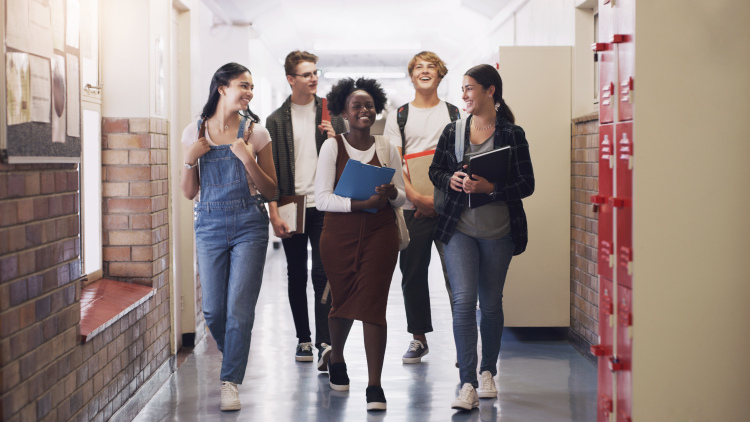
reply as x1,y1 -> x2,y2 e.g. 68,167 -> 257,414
314,41 -> 421,51
324,72 -> 406,79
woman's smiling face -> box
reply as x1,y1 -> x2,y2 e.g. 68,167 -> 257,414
342,90 -> 376,129
222,72 -> 254,111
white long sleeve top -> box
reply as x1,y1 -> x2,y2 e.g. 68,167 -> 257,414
315,135 -> 406,213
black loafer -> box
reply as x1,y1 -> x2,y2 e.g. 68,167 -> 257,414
328,361 -> 350,391
366,385 -> 387,411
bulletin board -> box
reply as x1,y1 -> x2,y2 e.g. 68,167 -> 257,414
2,0 -> 82,163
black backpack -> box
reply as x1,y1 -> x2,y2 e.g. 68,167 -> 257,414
396,102 -> 461,155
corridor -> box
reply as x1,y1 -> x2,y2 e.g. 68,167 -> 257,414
132,246 -> 597,421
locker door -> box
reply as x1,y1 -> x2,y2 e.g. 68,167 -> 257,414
615,285 -> 633,422
615,122 -> 633,288
591,277 -> 615,422
596,0 -> 616,123
592,124 -> 615,280
615,0 -> 635,122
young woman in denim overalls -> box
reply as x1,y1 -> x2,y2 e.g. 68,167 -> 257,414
180,63 -> 277,411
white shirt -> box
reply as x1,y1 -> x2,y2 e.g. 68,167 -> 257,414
315,135 -> 406,213
291,100 -> 318,207
383,100 -> 460,209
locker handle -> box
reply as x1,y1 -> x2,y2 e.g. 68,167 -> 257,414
591,42 -> 608,52
608,197 -> 625,208
591,194 -> 606,212
611,34 -> 627,44
590,344 -> 607,356
609,357 -> 624,371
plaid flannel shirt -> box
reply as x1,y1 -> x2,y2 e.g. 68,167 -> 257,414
266,95 -> 347,202
429,115 -> 535,255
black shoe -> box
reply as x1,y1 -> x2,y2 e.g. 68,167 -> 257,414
366,386 -> 387,411
317,344 -> 331,371
328,361 -> 350,391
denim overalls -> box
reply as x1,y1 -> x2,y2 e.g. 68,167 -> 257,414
193,116 -> 269,384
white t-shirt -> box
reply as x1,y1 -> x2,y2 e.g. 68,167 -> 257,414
314,135 -> 406,213
181,119 -> 271,197
291,100 -> 318,207
383,100 -> 460,209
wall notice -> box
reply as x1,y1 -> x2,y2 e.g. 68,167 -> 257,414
29,56 -> 52,123
66,54 -> 80,137
6,53 -> 31,126
51,55 -> 67,144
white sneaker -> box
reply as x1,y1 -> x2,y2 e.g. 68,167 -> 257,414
477,371 -> 498,398
220,381 -> 241,411
451,383 -> 479,410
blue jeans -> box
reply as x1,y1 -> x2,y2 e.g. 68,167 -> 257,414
195,200 -> 268,384
444,231 -> 514,387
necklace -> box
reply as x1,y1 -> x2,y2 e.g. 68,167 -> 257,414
473,122 -> 495,131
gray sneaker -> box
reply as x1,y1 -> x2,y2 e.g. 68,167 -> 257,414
317,343 -> 331,371
402,340 -> 429,363
295,342 -> 314,362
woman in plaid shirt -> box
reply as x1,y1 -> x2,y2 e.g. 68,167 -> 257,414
429,64 -> 534,411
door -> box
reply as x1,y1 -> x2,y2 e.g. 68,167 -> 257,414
498,47 -> 572,327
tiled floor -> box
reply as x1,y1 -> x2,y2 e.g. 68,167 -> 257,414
134,244 -> 597,421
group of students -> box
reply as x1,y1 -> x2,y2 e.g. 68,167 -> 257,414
179,50 -> 535,413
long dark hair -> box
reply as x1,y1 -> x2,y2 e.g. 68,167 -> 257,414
464,64 -> 514,124
201,62 -> 259,122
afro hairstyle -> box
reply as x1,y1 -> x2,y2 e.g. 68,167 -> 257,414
326,77 -> 388,116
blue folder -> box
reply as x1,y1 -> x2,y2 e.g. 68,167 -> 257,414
334,159 -> 396,213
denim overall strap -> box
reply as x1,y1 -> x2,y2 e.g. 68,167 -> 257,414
196,116 -> 256,209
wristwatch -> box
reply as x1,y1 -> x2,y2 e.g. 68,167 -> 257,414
184,162 -> 197,169
488,183 -> 497,200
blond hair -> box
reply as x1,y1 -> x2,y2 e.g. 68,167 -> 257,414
407,51 -> 448,79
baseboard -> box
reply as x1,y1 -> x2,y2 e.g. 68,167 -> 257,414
110,355 -> 175,422
567,329 -> 597,366
504,326 -> 569,341
182,332 -> 196,348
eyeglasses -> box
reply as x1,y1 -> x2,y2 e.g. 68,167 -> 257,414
289,69 -> 322,79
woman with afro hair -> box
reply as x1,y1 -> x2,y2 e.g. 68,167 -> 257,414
314,77 -> 406,411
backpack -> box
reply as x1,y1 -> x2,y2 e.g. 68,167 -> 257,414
396,102 -> 461,155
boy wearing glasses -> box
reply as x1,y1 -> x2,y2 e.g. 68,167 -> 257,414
383,51 -> 463,364
267,50 -> 346,366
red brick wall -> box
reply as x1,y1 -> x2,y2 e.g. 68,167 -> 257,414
570,113 -> 600,359
0,117 -> 173,421
101,118 -> 169,287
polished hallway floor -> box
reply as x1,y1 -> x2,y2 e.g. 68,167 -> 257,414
134,245 -> 597,421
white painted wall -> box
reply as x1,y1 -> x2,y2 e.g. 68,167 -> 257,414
447,0 -> 578,111
633,1 -> 750,419
196,2 -> 286,124
101,0 -> 151,117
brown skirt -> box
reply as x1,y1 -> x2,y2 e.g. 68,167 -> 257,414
319,206 -> 398,326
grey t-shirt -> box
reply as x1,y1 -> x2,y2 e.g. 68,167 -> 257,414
455,135 -> 511,240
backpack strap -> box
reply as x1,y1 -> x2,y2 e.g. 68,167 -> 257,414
446,102 -> 461,122
454,119 -> 466,163
396,103 -> 409,156
374,136 -> 391,169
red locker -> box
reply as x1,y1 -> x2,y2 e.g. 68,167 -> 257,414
615,122 -> 633,288
616,285 -> 633,422
593,124 -> 615,280
615,0 -> 635,122
592,277 -> 615,422
597,0 -> 616,123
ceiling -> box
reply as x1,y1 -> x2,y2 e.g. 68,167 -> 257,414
206,0 -> 517,106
